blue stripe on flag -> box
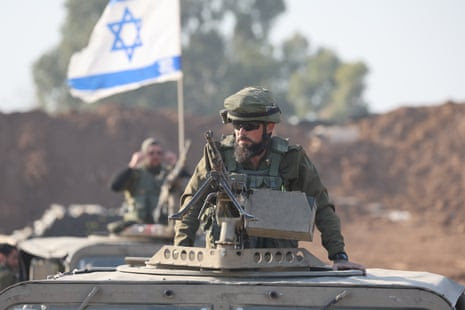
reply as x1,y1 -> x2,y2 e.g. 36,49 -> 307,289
68,56 -> 181,91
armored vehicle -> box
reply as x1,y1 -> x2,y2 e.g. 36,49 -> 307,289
2,186 -> 464,309
2,213 -> 464,309
1,248 -> 464,309
16,223 -> 173,281
1,132 -> 464,309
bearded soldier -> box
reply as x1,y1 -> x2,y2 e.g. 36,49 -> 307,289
174,86 -> 364,271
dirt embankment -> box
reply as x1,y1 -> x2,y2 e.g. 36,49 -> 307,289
0,105 -> 219,231
1,102 -> 464,282
303,101 -> 465,282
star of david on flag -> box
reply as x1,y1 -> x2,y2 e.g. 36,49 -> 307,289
107,7 -> 143,61
67,0 -> 182,103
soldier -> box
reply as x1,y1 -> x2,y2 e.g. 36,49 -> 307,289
174,86 -> 365,271
0,244 -> 19,291
108,137 -> 171,233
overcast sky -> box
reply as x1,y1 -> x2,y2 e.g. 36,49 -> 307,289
1,0 -> 464,113
275,0 -> 465,112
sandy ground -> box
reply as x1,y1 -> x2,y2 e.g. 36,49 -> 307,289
302,219 -> 465,285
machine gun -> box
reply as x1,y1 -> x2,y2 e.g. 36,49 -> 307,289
170,130 -> 316,250
170,130 -> 255,248
161,131 -> 320,270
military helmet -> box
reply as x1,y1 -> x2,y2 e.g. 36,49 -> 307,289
220,87 -> 281,124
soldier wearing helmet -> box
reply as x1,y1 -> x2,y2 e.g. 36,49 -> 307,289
174,86 -> 365,272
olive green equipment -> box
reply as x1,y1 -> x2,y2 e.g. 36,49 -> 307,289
122,168 -> 168,223
170,130 -> 316,249
220,86 -> 281,124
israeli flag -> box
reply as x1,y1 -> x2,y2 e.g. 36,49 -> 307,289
67,0 -> 181,103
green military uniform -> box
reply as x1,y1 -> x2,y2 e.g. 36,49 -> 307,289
174,134 -> 345,258
174,86 -> 346,259
122,166 -> 169,222
0,263 -> 17,291
108,164 -> 170,233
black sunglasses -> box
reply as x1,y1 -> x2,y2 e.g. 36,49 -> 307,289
148,150 -> 164,156
232,122 -> 261,131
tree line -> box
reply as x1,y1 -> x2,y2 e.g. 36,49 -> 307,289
33,0 -> 369,122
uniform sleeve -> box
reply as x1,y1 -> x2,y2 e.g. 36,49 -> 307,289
174,145 -> 212,246
281,147 -> 345,259
0,270 -> 17,291
109,167 -> 135,192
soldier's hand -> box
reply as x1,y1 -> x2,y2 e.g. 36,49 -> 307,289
332,260 -> 366,275
129,151 -> 145,168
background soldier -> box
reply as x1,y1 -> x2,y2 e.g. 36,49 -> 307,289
174,86 -> 364,271
0,243 -> 19,291
108,137 -> 170,233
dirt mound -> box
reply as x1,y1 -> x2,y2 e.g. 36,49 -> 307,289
0,105 -> 223,233
303,101 -> 465,282
307,101 -> 465,230
0,101 -> 464,282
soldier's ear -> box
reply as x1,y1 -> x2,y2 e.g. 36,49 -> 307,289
265,123 -> 275,135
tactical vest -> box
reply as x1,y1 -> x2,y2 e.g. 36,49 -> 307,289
202,135 -> 297,248
123,166 -> 169,223
220,135 -> 289,191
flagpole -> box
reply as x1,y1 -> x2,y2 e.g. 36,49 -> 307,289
177,77 -> 185,155
176,0 -> 184,156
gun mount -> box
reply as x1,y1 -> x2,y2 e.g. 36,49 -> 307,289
167,130 -> 319,271
170,131 -> 316,250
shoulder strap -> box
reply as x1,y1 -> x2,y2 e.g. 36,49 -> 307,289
270,136 -> 289,154
220,135 -> 237,172
269,136 -> 288,177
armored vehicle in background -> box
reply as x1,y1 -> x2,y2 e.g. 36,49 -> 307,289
16,223 -> 173,281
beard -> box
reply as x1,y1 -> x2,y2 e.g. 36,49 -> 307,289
234,134 -> 271,164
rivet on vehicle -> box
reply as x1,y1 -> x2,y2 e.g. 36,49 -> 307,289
296,250 -> 304,262
181,250 -> 187,260
163,249 -> 171,259
163,289 -> 175,298
172,249 -> 179,259
286,251 -> 294,263
267,290 -> 281,299
264,252 -> 272,263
